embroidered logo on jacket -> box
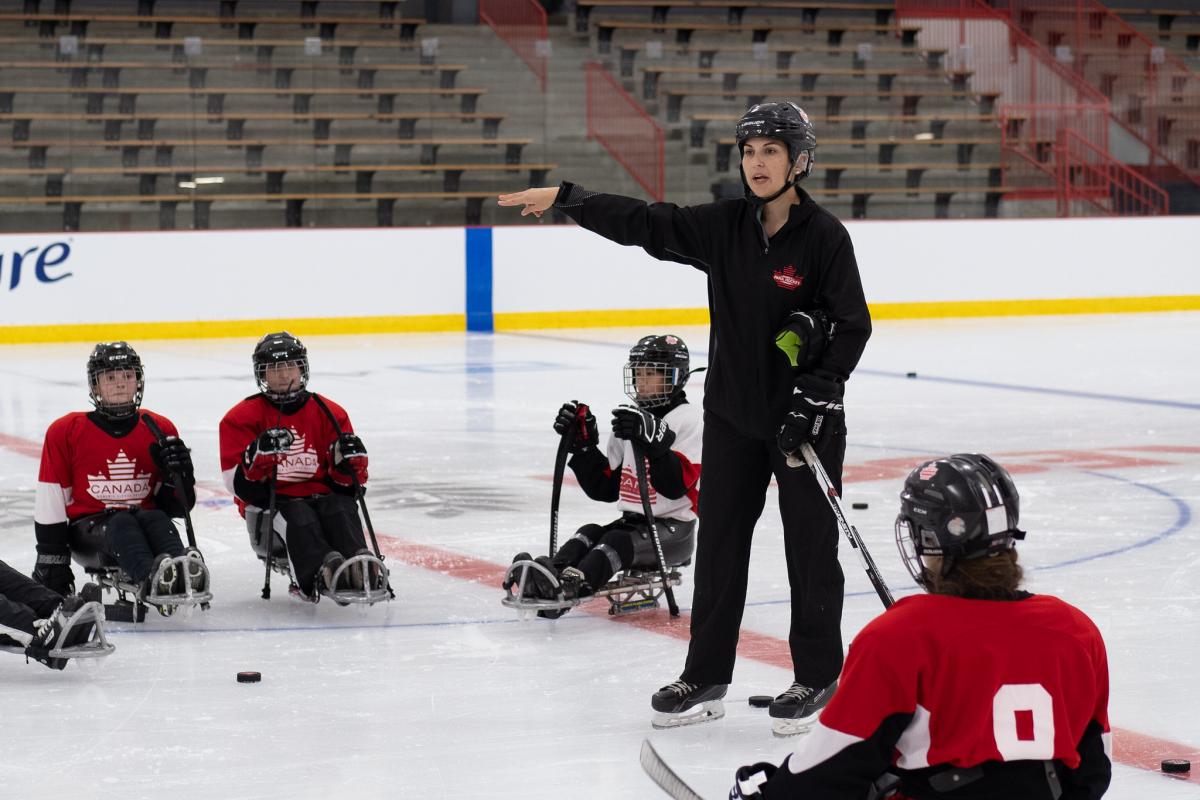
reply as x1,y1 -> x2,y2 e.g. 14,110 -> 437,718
87,450 -> 152,507
276,430 -> 321,482
772,265 -> 804,290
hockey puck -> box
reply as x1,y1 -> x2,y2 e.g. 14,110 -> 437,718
1161,759 -> 1191,774
852,502 -> 869,510
236,671 -> 261,684
906,371 -> 918,378
749,695 -> 773,708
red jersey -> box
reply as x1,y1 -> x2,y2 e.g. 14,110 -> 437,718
766,593 -> 1111,800
218,393 -> 358,515
35,410 -> 180,525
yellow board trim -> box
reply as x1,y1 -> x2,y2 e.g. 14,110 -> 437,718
494,308 -> 712,330
869,295 -> 1200,319
0,314 -> 465,345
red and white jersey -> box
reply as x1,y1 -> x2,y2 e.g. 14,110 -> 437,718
606,401 -> 702,521
218,393 -> 357,514
35,410 -> 179,524
772,593 -> 1110,798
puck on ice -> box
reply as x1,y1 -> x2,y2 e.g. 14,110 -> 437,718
906,371 -> 918,378
749,695 -> 772,708
236,671 -> 261,684
1161,759 -> 1191,774
852,502 -> 869,510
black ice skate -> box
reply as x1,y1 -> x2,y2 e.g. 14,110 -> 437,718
769,680 -> 837,737
322,550 -> 391,607
650,680 -> 728,729
501,553 -> 575,619
24,590 -> 115,670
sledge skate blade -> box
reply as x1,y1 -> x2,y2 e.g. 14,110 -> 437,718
137,555 -> 213,609
603,569 -> 683,616
500,560 -> 582,613
321,554 -> 391,606
49,601 -> 115,660
651,699 -> 725,730
771,715 -> 819,738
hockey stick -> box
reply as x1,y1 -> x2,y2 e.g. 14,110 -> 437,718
261,381 -> 293,601
799,442 -> 894,609
631,442 -> 680,617
548,425 -> 574,558
311,393 -> 394,599
139,413 -> 197,551
640,740 -> 706,800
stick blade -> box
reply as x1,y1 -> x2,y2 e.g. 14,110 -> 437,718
640,740 -> 706,800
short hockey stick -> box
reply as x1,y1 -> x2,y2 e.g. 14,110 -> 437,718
640,740 -> 706,800
548,425 -> 574,558
631,442 -> 680,617
800,442 -> 894,609
139,413 -> 197,551
311,393 -> 394,599
261,380 -> 293,600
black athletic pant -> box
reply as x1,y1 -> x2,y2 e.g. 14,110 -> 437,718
272,493 -> 367,596
73,509 -> 186,583
555,513 -> 696,590
0,559 -> 63,644
681,410 -> 846,689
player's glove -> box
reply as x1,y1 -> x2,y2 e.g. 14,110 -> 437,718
553,401 -> 599,453
777,373 -> 844,458
611,404 -> 675,458
149,435 -> 193,478
242,427 -> 294,481
774,308 -> 833,370
329,432 -> 368,487
32,551 -> 75,596
729,762 -> 777,799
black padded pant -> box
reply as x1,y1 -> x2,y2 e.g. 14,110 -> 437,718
0,560 -> 62,644
681,410 -> 845,689
72,508 -> 185,583
555,513 -> 696,589
268,493 -> 367,596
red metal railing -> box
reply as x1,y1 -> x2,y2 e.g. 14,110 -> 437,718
585,62 -> 665,201
479,0 -> 548,91
1055,128 -> 1169,215
989,0 -> 1199,184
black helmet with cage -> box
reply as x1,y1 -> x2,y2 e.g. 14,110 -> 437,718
734,101 -> 818,204
894,453 -> 1026,589
252,331 -> 309,403
624,334 -> 691,409
87,341 -> 144,420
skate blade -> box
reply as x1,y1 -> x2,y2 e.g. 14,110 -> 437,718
324,554 -> 391,606
651,700 -> 725,729
49,602 -> 115,660
771,715 -> 818,738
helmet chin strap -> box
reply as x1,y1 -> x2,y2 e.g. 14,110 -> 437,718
741,154 -> 806,206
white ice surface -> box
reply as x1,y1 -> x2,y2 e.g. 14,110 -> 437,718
0,314 -> 1198,799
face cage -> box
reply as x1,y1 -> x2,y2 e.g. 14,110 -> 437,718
88,367 -> 145,420
255,359 -> 309,402
623,362 -> 681,408
894,517 -> 939,590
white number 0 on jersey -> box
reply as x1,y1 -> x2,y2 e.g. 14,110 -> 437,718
993,684 -> 1055,760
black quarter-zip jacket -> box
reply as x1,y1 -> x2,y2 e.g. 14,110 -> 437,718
554,182 -> 872,441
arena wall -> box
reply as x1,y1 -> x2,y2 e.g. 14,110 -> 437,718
1,217 -> 1197,343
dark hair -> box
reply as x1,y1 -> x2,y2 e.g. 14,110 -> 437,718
930,550 -> 1024,600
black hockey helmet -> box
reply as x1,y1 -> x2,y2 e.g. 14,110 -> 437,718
253,331 -> 309,402
735,101 -> 817,203
86,341 -> 144,419
624,334 -> 691,409
894,453 -> 1026,589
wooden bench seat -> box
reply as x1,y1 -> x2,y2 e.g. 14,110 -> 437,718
689,111 -> 1002,145
0,12 -> 425,41
0,60 -> 463,92
0,161 -> 557,195
0,108 -> 503,141
593,18 -> 920,53
0,83 -> 484,116
9,135 -> 531,169
574,1 -> 894,32
613,41 -> 947,77
639,63 -> 958,99
713,135 -> 1000,170
663,86 -> 1001,122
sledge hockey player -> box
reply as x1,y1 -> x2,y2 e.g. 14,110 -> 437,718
32,342 -> 209,613
1,562 -> 112,670
506,334 -> 701,617
729,454 -> 1111,800
500,101 -> 871,731
218,331 -> 387,605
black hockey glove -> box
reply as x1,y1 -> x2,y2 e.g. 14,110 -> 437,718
32,551 -> 75,596
242,427 -> 294,481
774,308 -> 833,370
729,762 -> 777,799
553,401 -> 599,453
611,404 -> 675,459
329,432 -> 368,487
777,373 -> 844,458
149,435 -> 193,477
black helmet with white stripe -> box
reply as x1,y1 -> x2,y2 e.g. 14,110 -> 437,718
894,453 -> 1026,588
